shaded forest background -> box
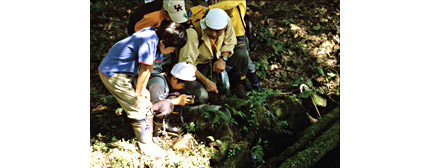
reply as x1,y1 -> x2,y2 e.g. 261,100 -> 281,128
90,0 -> 340,167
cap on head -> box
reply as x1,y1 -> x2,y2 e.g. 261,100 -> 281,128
170,62 -> 196,81
163,0 -> 188,23
200,8 -> 229,30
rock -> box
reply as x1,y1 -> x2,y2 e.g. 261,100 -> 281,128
172,134 -> 194,151
270,96 -> 306,120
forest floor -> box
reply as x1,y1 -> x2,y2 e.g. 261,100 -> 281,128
90,0 -> 340,167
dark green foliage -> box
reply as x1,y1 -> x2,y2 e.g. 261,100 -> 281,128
262,107 -> 340,168
279,120 -> 340,168
90,0 -> 340,167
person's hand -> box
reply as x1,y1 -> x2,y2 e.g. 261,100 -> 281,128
174,94 -> 193,106
204,79 -> 219,94
213,58 -> 226,74
134,89 -> 152,110
189,96 -> 195,104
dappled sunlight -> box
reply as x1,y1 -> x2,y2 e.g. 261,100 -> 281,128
290,24 -> 301,31
90,134 -> 211,167
270,63 -> 281,70
91,0 -> 340,167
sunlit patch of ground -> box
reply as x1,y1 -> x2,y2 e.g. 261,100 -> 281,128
90,134 -> 211,168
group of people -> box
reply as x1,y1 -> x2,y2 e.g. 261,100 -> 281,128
98,0 -> 262,158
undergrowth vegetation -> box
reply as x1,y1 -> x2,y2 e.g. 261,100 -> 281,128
90,0 -> 340,167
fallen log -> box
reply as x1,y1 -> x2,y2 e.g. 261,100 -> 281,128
279,120 -> 340,168
261,106 -> 339,168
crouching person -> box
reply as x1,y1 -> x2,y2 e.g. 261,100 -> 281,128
98,20 -> 187,158
179,8 -> 250,103
147,62 -> 196,137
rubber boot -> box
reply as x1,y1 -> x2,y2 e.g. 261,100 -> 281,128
153,117 -> 183,135
229,74 -> 248,99
247,71 -> 263,91
131,112 -> 166,158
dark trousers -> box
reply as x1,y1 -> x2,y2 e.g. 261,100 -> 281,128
184,36 -> 250,103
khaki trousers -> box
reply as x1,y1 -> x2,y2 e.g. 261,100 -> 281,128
99,73 -> 151,120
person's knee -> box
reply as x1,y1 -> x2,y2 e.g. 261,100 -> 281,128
194,89 -> 208,104
198,92 -> 209,104
234,47 -> 249,62
152,99 -> 174,119
185,81 -> 208,104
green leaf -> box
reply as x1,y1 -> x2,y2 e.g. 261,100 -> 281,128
292,77 -> 304,86
111,136 -> 117,141
313,23 -> 321,30
219,111 -> 231,122
294,5 -> 301,11
115,108 -> 123,113
216,140 -> 223,145
213,115 -> 220,124
299,87 -> 313,98
327,72 -> 336,78
317,67 -> 325,76
312,93 -> 327,107
207,136 -> 215,142
306,79 -> 313,87
90,89 -> 99,95
282,19 -> 290,25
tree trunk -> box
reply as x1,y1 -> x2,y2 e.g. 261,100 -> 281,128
261,107 -> 340,168
279,120 -> 340,168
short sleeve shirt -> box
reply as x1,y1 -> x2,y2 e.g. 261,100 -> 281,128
99,27 -> 163,77
147,73 -> 169,103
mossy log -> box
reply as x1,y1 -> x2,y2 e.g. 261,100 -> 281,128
279,120 -> 340,168
220,142 -> 254,168
261,107 -> 340,168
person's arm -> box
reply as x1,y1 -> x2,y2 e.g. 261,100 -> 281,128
134,63 -> 154,108
134,11 -> 161,32
179,28 -> 200,65
213,52 -> 229,74
196,69 -> 218,94
179,27 -> 218,93
220,17 -> 237,55
213,18 -> 236,74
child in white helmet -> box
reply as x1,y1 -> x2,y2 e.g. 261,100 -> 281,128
147,62 -> 197,137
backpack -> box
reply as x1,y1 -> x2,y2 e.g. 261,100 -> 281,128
236,6 -> 258,52
186,5 -> 208,42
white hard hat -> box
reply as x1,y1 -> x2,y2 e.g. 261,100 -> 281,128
200,8 -> 229,30
170,62 -> 196,81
